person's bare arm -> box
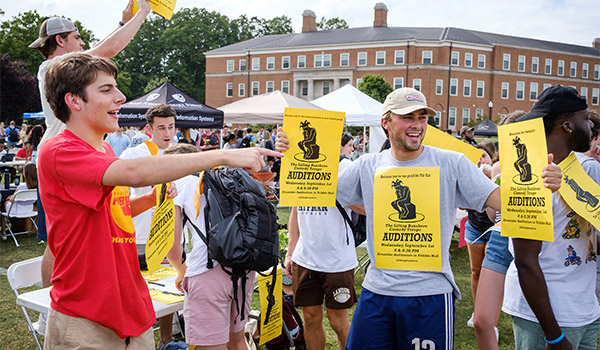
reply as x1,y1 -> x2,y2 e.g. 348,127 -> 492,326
129,182 -> 177,217
169,205 -> 187,292
86,0 -> 151,58
285,207 -> 299,278
102,147 -> 281,187
512,238 -> 572,349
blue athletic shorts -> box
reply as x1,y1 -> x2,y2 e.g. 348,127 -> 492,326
346,288 -> 455,350
464,220 -> 491,245
481,230 -> 513,274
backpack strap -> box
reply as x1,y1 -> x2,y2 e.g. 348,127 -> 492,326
335,200 -> 352,246
182,209 -> 213,269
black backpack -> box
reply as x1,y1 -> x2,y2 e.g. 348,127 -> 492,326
183,167 -> 280,322
7,127 -> 19,143
239,136 -> 251,148
335,201 -> 367,247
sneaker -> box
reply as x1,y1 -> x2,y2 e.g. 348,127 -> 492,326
37,312 -> 47,336
466,313 -> 474,328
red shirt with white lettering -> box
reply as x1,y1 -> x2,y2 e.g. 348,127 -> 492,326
38,130 -> 154,338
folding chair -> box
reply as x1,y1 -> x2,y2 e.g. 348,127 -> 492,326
7,256 -> 44,350
354,240 -> 370,276
2,189 -> 38,246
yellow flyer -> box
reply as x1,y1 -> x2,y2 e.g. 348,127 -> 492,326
133,0 -> 177,20
498,118 -> 553,241
257,269 -> 283,345
145,183 -> 175,273
558,153 -> 600,231
279,107 -> 345,207
372,167 -> 442,271
422,125 -> 483,165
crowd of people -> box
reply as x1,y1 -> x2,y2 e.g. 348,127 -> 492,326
10,0 -> 600,349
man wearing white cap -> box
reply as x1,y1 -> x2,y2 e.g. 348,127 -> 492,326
276,87 -> 561,349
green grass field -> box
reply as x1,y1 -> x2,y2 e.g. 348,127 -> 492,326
0,207 -> 516,349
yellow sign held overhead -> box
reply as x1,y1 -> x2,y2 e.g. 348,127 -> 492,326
498,118 -> 554,241
133,0 -> 177,20
279,107 -> 345,207
422,125 -> 483,165
257,269 -> 283,345
373,167 -> 442,271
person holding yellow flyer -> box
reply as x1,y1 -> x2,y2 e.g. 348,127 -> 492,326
39,54 -> 280,349
284,132 -> 359,350
277,87 -> 561,349
502,86 -> 600,350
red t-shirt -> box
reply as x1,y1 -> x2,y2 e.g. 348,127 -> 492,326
16,147 -> 31,158
38,130 -> 154,338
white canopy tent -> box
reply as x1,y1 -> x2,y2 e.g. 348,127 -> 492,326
219,90 -> 322,125
311,84 -> 385,153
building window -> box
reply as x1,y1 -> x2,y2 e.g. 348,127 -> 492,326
580,87 -> 588,101
478,54 -> 486,68
324,54 -> 331,67
545,59 -> 552,75
356,78 -> 363,86
395,50 -> 405,64
476,109 -> 484,118
226,83 -> 233,97
570,62 -> 577,77
238,83 -> 245,97
451,52 -> 459,66
592,88 -> 599,105
340,53 -> 349,67
267,57 -> 275,70
465,53 -> 473,67
582,63 -> 589,78
298,55 -> 306,68
227,60 -> 234,72
558,60 -> 564,76
450,78 -> 458,96
239,59 -> 246,71
463,80 -> 471,97
462,108 -> 470,126
323,81 -> 330,95
449,107 -> 456,127
501,82 -> 509,99
518,55 -> 525,72
358,52 -> 367,66
281,81 -> 289,94
282,56 -> 290,69
436,79 -> 443,95
252,81 -> 259,95
516,81 -> 525,100
530,82 -> 538,100
376,51 -> 386,65
543,83 -> 551,91
266,81 -> 274,93
422,51 -> 433,64
435,111 -> 441,127
476,80 -> 484,98
595,65 -> 600,80
531,57 -> 539,73
252,57 -> 260,70
503,54 -> 510,70
394,77 -> 404,90
413,79 -> 421,91
302,81 -> 308,96
314,54 -> 322,68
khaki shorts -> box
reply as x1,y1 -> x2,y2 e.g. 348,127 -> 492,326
44,308 -> 154,350
291,262 -> 357,309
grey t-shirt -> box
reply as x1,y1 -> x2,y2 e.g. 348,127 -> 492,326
337,146 -> 497,298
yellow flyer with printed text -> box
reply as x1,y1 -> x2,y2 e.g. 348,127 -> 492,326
498,118 -> 553,241
558,153 -> 600,231
373,167 -> 442,271
257,269 -> 283,345
279,107 -> 345,207
145,183 -> 175,273
133,0 -> 177,20
423,125 -> 483,165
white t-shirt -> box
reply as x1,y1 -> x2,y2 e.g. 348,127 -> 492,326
119,142 -> 164,245
172,175 -> 215,276
38,55 -> 68,150
292,158 -> 358,272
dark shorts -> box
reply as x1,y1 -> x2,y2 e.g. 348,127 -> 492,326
291,262 -> 357,309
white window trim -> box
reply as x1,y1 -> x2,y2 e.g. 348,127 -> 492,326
226,60 -> 234,73
529,82 -> 538,101
501,82 -> 509,99
251,81 -> 259,96
323,54 -> 332,67
266,57 -> 275,70
465,53 -> 473,67
451,52 -> 459,66
531,57 -> 539,73
282,56 -> 290,69
412,79 -> 422,91
478,54 -> 486,69
476,80 -> 485,98
545,59 -> 552,75
516,81 -> 525,100
463,80 -> 471,97
357,52 -> 367,66
570,62 -> 577,77
436,79 -> 443,95
582,63 -> 589,79
226,82 -> 233,97
558,60 -> 565,76
238,83 -> 245,97
592,88 -> 599,105
518,55 -> 525,72
449,107 -> 457,127
376,51 -> 386,65
393,77 -> 404,90
450,78 -> 458,96
281,80 -> 290,94
503,54 -> 511,71
266,81 -> 274,93
252,57 -> 260,71
297,55 -> 306,68
394,50 -> 405,64
340,53 -> 349,67
422,51 -> 433,64
239,59 -> 246,71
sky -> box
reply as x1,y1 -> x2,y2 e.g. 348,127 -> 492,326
1,0 -> 599,48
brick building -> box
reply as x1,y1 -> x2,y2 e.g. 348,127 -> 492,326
205,3 -> 600,131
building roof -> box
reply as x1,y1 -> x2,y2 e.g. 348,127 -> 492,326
207,26 -> 600,57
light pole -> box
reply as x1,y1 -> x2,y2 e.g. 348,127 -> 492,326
488,101 -> 493,120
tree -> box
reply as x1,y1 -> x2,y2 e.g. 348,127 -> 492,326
358,75 -> 393,103
0,10 -> 95,76
316,17 -> 349,31
0,55 -> 42,123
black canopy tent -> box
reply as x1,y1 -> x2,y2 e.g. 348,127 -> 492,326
118,81 -> 223,129
472,118 -> 498,136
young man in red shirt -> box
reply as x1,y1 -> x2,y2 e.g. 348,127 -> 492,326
40,53 -> 278,349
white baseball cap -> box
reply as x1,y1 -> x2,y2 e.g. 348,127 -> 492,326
29,17 -> 77,49
382,87 -> 437,117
